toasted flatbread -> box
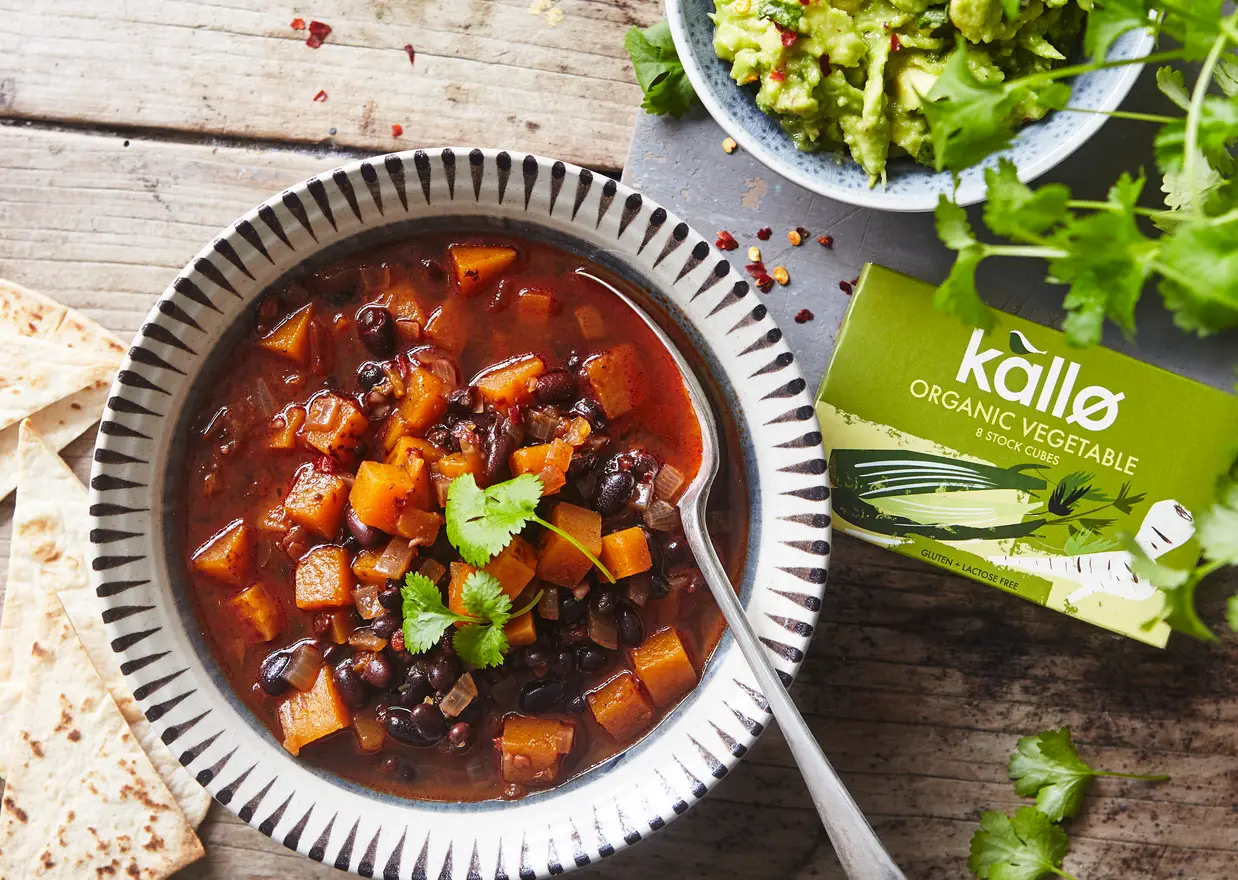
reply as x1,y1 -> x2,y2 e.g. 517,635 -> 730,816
0,593 -> 204,878
0,332 -> 120,434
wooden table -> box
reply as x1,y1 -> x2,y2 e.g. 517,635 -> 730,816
3,3 -> 1238,878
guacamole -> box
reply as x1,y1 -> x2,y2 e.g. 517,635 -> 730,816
711,0 -> 1088,182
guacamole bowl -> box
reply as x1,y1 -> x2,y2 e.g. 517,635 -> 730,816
666,0 -> 1154,212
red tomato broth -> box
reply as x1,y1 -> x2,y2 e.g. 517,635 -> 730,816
180,232 -> 748,802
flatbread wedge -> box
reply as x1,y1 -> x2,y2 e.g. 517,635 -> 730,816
0,332 -> 121,434
0,595 -> 204,878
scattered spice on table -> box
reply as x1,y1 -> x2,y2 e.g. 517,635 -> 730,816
756,226 -> 771,241
721,137 -> 737,154
404,44 -> 416,67
391,123 -> 404,137
313,89 -> 328,103
306,20 -> 331,48
787,229 -> 803,246
747,246 -> 761,262
839,274 -> 859,294
715,230 -> 738,251
290,17 -> 306,29
794,309 -> 814,324
816,234 -> 833,248
744,261 -> 765,278
772,266 -> 789,286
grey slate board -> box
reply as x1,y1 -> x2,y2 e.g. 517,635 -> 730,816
622,68 -> 1237,394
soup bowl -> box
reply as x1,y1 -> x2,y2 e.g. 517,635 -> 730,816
88,148 -> 830,878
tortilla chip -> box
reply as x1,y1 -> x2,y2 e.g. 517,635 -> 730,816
0,379 -> 111,501
0,597 -> 204,878
0,332 -> 121,434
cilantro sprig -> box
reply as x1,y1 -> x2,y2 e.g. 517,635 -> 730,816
445,473 -> 615,582
624,20 -> 699,118
400,571 -> 542,669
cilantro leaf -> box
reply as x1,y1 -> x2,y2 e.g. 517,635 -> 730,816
1084,0 -> 1152,60
1009,728 -> 1099,821
983,159 -> 1070,239
461,570 -> 512,630
453,622 -> 509,670
1215,56 -> 1238,97
453,572 -> 515,668
999,0 -> 1019,20
1197,470 -> 1238,566
1157,214 -> 1238,336
624,20 -> 698,118
401,573 -> 459,654
446,473 -> 543,566
922,41 -> 1026,172
934,196 -> 993,329
756,0 -> 803,29
968,807 -> 1070,880
1128,538 -> 1216,642
916,7 -> 950,30
1156,67 -> 1191,111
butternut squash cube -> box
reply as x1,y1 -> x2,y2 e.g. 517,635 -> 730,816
351,549 -> 390,587
583,343 -> 646,419
396,508 -> 444,546
516,288 -> 554,322
228,582 -> 282,641
386,436 -> 443,469
399,366 -> 448,434
191,519 -> 250,587
510,443 -> 550,477
644,593 -> 681,631
382,410 -> 413,452
449,245 -> 518,297
295,546 -> 356,610
484,536 -> 538,598
447,561 -> 478,618
536,503 -> 602,587
504,611 -> 537,647
433,452 -> 478,482
303,392 -> 369,457
587,671 -> 654,741
259,302 -> 314,365
349,460 -> 416,534
268,405 -> 305,450
322,608 -> 355,644
284,467 -> 349,539
278,664 -> 351,756
256,503 -> 291,533
352,708 -> 387,753
474,355 -> 545,407
426,299 -> 469,353
501,715 -> 574,785
600,527 -> 653,580
630,627 -> 697,708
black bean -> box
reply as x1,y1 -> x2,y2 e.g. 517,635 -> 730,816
535,370 -> 577,404
428,654 -> 460,692
559,591 -> 587,624
310,264 -> 360,304
258,650 -> 292,696
660,536 -> 692,568
483,416 -> 517,484
648,573 -> 671,599
332,662 -> 369,709
616,607 -> 644,646
567,451 -> 597,479
590,589 -> 615,617
550,650 -> 575,678
371,613 -> 401,641
518,679 -> 567,713
567,694 -> 587,714
448,721 -> 475,752
524,646 -> 551,670
357,361 -> 384,391
593,471 -> 635,516
384,705 -> 445,746
361,653 -> 394,689
577,647 -> 608,673
346,506 -> 386,549
447,386 -> 478,413
411,703 -> 447,741
571,398 -> 606,430
322,643 -> 351,666
356,306 -> 396,358
424,424 -> 452,451
378,586 -> 403,611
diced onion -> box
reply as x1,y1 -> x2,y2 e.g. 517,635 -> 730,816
564,417 -> 591,447
553,724 -> 575,755
575,305 -> 606,341
653,464 -> 686,501
538,587 -> 560,621
587,607 -> 619,650
623,574 -> 651,608
281,643 -> 323,692
252,378 -> 277,418
411,347 -> 460,390
348,628 -> 388,651
643,499 -> 680,532
439,672 -> 478,718
418,558 -> 447,585
431,472 -> 452,508
629,475 -> 654,512
374,537 -> 416,579
353,585 -> 384,620
525,409 -> 560,442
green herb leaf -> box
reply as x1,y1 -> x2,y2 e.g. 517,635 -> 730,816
755,0 -> 803,30
1197,471 -> 1238,566
999,0 -> 1020,20
446,473 -> 543,566
1009,728 -> 1099,821
452,622 -> 509,670
1128,538 -> 1216,642
922,41 -> 1026,172
983,159 -> 1071,239
1156,66 -> 1191,110
452,571 -> 513,668
624,20 -> 698,118
1215,56 -> 1238,97
933,196 -> 993,329
1083,0 -> 1152,60
1157,214 -> 1238,336
915,6 -> 950,30
968,806 -> 1071,880
461,570 -> 513,630
400,573 -> 460,654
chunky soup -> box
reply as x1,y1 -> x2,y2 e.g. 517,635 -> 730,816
180,232 -> 747,801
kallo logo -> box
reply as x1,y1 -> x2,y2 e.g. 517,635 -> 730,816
955,330 -> 1124,431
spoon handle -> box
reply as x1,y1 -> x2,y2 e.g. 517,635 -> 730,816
682,507 -> 906,880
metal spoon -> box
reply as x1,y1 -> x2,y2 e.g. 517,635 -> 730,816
577,270 -> 906,880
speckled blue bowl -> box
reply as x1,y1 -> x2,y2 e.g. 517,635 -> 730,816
666,1 -> 1154,212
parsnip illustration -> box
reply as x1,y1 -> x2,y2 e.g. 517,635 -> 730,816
987,500 -> 1196,603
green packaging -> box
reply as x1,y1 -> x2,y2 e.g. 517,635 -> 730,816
816,265 -> 1238,646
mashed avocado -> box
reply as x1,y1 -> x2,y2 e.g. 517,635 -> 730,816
711,0 -> 1088,182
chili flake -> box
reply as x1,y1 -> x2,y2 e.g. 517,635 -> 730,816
770,69 -> 786,82
772,266 -> 790,285
775,23 -> 798,47
721,137 -> 738,154
756,227 -> 772,241
404,44 -> 416,67
313,89 -> 328,102
291,17 -> 306,29
839,275 -> 859,294
715,230 -> 739,251
787,229 -> 803,246
820,56 -> 831,76
755,274 -> 775,293
744,262 -> 767,278
794,309 -> 814,324
816,234 -> 834,248
890,33 -> 901,52
306,20 -> 331,48
391,123 -> 404,137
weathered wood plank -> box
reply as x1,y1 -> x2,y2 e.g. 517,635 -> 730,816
1,123 -> 1237,878
0,0 -> 660,170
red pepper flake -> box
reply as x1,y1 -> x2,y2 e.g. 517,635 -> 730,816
403,43 -> 416,67
306,19 -> 331,48
816,234 -> 834,248
798,0 -> 811,4
796,226 -> 811,238
391,123 -> 404,137
312,89 -> 328,103
794,309 -> 814,324
820,56 -> 832,76
756,226 -> 772,241
290,17 -> 306,29
745,262 -> 767,278
839,280 -> 853,294
756,275 -> 775,293
775,23 -> 798,47
770,69 -> 786,82
715,230 -> 739,251
890,33 -> 901,52
315,455 -> 337,473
